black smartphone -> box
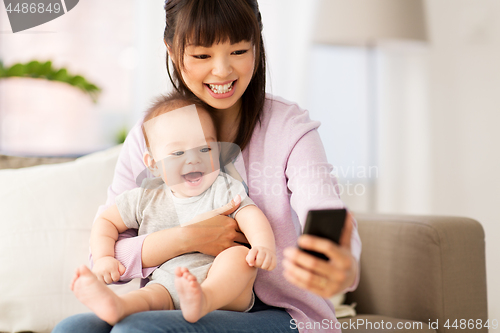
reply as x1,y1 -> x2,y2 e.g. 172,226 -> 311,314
298,208 -> 347,261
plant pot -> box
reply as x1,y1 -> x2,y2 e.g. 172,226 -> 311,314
0,77 -> 100,156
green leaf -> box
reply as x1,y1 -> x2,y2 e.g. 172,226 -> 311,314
0,60 -> 101,102
52,68 -> 69,82
6,64 -> 25,77
70,75 -> 85,86
38,61 -> 52,76
115,126 -> 129,144
26,61 -> 41,76
86,83 -> 101,92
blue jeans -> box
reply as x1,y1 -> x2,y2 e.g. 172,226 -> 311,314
52,308 -> 297,333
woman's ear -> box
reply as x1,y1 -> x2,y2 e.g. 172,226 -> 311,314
143,150 -> 161,177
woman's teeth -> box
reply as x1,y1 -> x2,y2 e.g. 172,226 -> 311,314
208,81 -> 234,94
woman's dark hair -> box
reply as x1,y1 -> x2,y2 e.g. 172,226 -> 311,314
164,0 -> 266,152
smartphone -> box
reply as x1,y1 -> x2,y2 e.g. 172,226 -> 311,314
298,208 -> 347,261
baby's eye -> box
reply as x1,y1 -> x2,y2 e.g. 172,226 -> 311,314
171,151 -> 184,156
193,54 -> 210,60
200,147 -> 211,153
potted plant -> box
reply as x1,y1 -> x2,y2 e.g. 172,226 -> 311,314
0,60 -> 101,102
0,60 -> 102,155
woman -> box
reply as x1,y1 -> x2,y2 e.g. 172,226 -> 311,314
54,0 -> 360,332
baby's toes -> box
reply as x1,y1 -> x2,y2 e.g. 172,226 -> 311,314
175,267 -> 186,277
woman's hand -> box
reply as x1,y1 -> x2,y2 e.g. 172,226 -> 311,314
142,195 -> 248,267
180,195 -> 248,257
282,212 -> 358,298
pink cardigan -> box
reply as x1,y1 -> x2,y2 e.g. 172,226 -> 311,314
95,94 -> 361,333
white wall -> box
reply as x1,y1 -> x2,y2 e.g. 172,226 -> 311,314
258,0 -> 318,106
375,43 -> 432,215
131,0 -> 171,123
425,0 -> 500,323
260,0 -> 500,323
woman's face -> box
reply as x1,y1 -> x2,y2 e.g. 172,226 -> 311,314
177,40 -> 255,115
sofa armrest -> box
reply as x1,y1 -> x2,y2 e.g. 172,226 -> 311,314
346,214 -> 488,332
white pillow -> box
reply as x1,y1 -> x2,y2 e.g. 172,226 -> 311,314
0,145 -> 139,333
330,293 -> 357,318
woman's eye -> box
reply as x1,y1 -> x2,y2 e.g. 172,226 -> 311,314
171,151 -> 184,156
193,54 -> 210,59
200,147 -> 211,153
232,49 -> 248,55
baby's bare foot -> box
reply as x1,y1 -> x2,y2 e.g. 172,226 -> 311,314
175,267 -> 207,323
71,265 -> 124,325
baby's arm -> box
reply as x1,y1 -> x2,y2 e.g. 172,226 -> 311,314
234,206 -> 276,271
90,205 -> 130,284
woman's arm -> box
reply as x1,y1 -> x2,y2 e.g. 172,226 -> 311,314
282,127 -> 361,296
141,196 -> 247,267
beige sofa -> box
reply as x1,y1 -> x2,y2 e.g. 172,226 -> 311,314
0,147 -> 488,332
340,214 -> 488,333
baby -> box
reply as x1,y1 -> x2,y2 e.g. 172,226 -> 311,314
71,92 -> 276,324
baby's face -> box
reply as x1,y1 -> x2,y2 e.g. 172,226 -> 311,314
143,104 -> 220,198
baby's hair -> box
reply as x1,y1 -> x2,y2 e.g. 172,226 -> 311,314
141,91 -> 219,149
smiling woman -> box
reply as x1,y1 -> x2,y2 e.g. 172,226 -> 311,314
52,1 -> 361,332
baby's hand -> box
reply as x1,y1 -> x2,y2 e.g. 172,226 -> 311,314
92,257 -> 126,284
246,246 -> 277,271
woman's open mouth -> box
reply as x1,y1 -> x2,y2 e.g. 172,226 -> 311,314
205,80 -> 236,99
182,172 -> 204,186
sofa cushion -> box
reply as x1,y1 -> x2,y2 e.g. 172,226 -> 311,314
0,154 -> 75,170
0,145 -> 139,333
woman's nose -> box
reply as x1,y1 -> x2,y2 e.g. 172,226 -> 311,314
212,56 -> 233,78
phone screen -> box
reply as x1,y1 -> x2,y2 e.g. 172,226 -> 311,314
299,208 -> 347,261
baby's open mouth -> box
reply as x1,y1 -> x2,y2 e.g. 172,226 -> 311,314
182,172 -> 204,184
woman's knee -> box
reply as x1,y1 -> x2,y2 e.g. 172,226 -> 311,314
111,311 -> 186,333
52,312 -> 112,333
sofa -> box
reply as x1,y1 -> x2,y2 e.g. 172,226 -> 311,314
0,146 -> 488,333
340,214 -> 488,333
